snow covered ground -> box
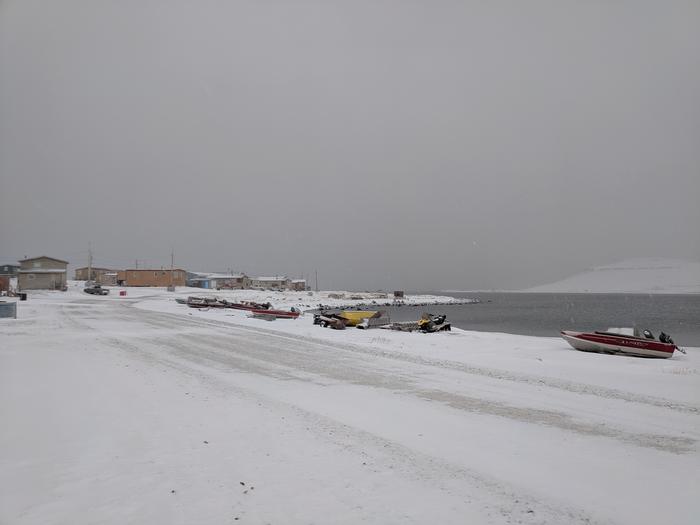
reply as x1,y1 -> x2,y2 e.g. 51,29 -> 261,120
1,286 -> 699,524
525,258 -> 700,294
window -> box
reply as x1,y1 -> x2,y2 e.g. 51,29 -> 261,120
33,261 -> 41,268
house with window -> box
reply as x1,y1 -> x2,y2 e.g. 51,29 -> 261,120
250,276 -> 290,290
209,273 -> 250,290
17,256 -> 68,291
0,264 -> 20,276
188,273 -> 250,290
116,269 -> 186,287
289,279 -> 307,291
74,266 -> 116,282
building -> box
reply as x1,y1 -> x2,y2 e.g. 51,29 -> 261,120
188,273 -> 250,290
0,264 -> 20,276
210,273 -> 250,290
17,256 -> 68,291
100,272 -> 119,286
74,266 -> 116,282
250,276 -> 290,290
0,264 -> 19,294
116,269 -> 186,287
289,279 -> 307,291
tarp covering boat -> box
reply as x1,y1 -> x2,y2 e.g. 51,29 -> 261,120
337,310 -> 380,327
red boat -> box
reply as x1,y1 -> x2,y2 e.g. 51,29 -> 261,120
250,308 -> 300,319
561,328 -> 681,359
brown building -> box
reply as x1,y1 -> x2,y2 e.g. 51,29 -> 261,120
250,276 -> 290,290
17,256 -> 68,291
0,276 -> 10,293
100,272 -> 118,286
74,266 -> 115,282
116,269 -> 186,287
211,274 -> 250,290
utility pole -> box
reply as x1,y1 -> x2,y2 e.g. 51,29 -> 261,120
169,247 -> 175,291
135,259 -> 138,270
315,269 -> 318,292
88,241 -> 93,282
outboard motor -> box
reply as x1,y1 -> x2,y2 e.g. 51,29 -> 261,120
659,332 -> 674,345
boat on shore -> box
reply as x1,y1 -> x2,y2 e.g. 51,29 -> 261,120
250,308 -> 300,319
186,296 -> 225,308
337,310 -> 379,327
226,301 -> 271,311
561,328 -> 682,358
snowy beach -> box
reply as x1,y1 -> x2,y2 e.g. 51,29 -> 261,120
1,286 -> 698,525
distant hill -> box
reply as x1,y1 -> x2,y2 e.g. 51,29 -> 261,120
525,258 -> 700,294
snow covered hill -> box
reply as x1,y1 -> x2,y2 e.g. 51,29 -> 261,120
525,258 -> 700,294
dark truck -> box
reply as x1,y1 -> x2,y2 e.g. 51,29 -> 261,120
83,283 -> 110,295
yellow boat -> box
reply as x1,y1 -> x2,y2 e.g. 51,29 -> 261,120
338,310 -> 379,327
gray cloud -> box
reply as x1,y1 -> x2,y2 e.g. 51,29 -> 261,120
2,0 -> 699,290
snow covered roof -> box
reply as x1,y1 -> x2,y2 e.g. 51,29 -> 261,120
291,279 -> 306,283
254,276 -> 288,282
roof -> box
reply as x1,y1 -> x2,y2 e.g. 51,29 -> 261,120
19,256 -> 69,264
208,273 -> 246,279
291,279 -> 306,283
18,269 -> 67,274
74,266 -> 114,272
254,276 -> 288,282
123,268 -> 186,272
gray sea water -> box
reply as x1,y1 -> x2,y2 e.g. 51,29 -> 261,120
384,292 -> 700,347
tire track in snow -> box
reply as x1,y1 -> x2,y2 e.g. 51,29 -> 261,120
131,304 -> 700,416
69,319 -> 603,525
95,304 -> 697,455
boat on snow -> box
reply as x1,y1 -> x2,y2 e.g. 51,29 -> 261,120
250,308 -> 300,319
561,328 -> 682,358
186,296 -> 225,308
337,310 -> 380,327
225,301 -> 271,311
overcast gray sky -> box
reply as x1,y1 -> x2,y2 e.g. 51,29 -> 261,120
1,0 -> 698,290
